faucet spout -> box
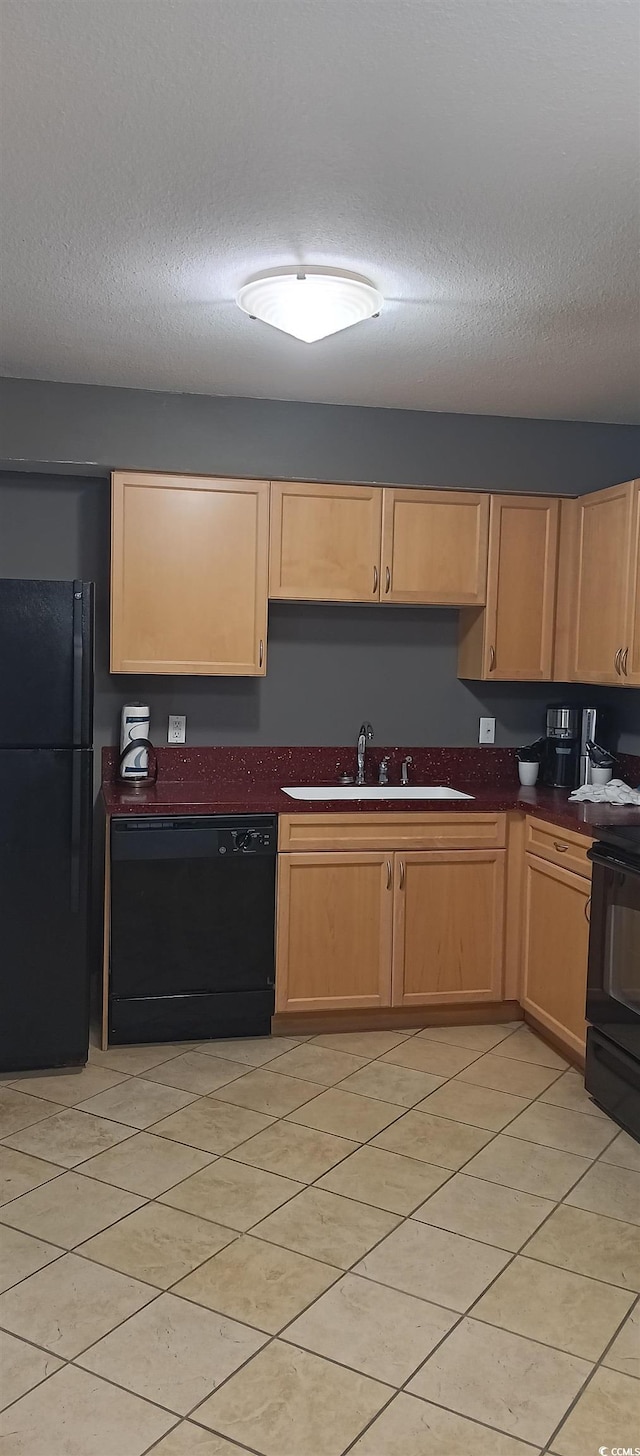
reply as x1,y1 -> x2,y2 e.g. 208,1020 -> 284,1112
401,755 -> 413,786
356,722 -> 374,785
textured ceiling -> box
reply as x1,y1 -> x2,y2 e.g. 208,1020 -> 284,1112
1,0 -> 638,421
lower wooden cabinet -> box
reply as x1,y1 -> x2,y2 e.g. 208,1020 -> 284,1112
521,853 -> 590,1057
275,813 -> 590,1050
392,851 -> 505,1007
275,853 -> 393,1013
275,844 -> 505,1014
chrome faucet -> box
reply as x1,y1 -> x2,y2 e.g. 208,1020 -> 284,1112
401,755 -> 413,786
356,722 -> 373,785
378,756 -> 390,786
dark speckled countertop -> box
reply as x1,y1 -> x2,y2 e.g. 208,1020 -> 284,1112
101,746 -> 640,837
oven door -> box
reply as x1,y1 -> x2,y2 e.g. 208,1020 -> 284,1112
587,845 -> 640,1059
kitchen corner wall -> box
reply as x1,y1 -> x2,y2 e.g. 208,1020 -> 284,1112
1,375 -> 640,491
0,377 -> 638,763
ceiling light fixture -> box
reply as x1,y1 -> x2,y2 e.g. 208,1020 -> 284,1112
236,266 -> 383,343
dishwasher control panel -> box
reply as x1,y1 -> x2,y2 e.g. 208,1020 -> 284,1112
219,827 -> 274,854
111,815 -> 277,862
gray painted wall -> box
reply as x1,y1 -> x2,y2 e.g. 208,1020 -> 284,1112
1,473 -> 638,765
1,376 -> 639,493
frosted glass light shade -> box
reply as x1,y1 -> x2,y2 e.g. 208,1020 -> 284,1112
236,267 -> 383,343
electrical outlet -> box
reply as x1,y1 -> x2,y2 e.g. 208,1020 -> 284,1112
168,714 -> 186,744
479,716 -> 496,745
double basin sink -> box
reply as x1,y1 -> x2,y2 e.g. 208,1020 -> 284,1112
282,785 -> 473,801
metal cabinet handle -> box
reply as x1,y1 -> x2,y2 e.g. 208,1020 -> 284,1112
554,841 -> 569,853
399,860 -> 405,889
489,645 -> 496,672
386,860 -> 392,890
259,639 -> 264,668
614,647 -> 622,675
621,646 -> 629,677
385,566 -> 391,594
373,565 -> 378,595
584,896 -> 591,923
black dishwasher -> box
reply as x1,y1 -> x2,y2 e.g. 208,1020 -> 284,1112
109,815 -> 277,1044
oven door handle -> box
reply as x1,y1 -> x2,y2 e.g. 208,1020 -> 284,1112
587,847 -> 638,875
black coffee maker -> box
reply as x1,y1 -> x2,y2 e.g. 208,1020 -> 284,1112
543,705 -> 581,789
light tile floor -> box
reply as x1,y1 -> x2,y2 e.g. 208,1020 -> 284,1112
0,1023 -> 638,1455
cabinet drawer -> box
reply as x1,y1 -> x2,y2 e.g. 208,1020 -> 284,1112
279,813 -> 506,853
525,817 -> 592,879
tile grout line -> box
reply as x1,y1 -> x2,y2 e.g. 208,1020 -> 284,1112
0,1353 -> 74,1423
377,1041 -> 637,1454
142,1414 -> 259,1456
539,1288 -> 640,1456
200,1033 -> 635,1448
0,1033 -> 611,1324
2,1024 -> 635,1453
2,1040 -> 393,1433
0,1032 -> 524,1436
153,1058 -> 629,1444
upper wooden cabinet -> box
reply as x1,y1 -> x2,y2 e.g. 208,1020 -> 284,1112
628,486 -> 640,684
567,480 -> 639,686
458,495 -> 560,680
109,472 -> 637,685
269,481 -> 382,602
269,482 -> 489,606
111,472 -> 270,675
380,489 -> 489,605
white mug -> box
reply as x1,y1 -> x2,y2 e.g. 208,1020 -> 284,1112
590,764 -> 613,786
518,761 -> 539,786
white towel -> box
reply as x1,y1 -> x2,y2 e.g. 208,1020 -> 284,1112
569,778 -> 640,805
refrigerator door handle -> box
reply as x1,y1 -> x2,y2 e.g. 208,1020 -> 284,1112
71,581 -> 94,748
72,583 -> 84,746
70,753 -> 82,913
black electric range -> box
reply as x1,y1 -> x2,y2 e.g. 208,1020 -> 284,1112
585,825 -> 640,1141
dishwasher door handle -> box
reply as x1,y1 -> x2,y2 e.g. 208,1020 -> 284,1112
111,825 -> 223,861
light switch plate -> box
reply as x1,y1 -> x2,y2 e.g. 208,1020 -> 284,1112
479,716 -> 496,745
168,714 -> 186,744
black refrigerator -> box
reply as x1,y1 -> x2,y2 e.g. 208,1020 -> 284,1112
0,579 -> 94,1072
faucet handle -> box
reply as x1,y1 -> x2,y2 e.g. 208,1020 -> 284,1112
378,756 -> 391,786
401,755 -> 413,785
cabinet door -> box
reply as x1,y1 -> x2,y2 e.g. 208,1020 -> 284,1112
381,489 -> 489,605
521,855 -> 590,1057
571,481 -> 635,685
275,853 -> 393,1013
111,473 -> 269,675
624,482 -> 640,685
483,495 -> 559,680
269,481 -> 382,602
392,851 -> 505,1007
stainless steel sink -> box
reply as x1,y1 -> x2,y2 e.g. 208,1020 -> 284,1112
281,786 -> 474,801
